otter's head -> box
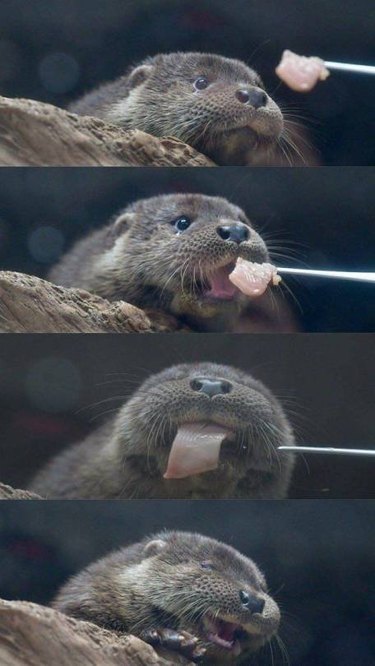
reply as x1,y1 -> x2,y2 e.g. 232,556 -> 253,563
107,52 -> 284,165
133,531 -> 281,662
112,362 -> 295,498
97,194 -> 272,329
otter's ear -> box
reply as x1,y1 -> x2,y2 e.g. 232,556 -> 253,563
143,539 -> 167,558
128,64 -> 154,89
113,212 -> 136,237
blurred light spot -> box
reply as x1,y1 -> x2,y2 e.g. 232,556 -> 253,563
27,226 -> 64,263
25,357 -> 82,413
38,52 -> 80,94
0,40 -> 23,82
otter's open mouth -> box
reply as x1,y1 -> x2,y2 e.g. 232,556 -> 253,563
202,614 -> 247,655
198,260 -> 279,302
200,262 -> 239,301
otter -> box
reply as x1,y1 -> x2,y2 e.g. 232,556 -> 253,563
49,193 -> 290,333
53,531 -> 281,664
69,52 -> 285,166
30,362 -> 295,499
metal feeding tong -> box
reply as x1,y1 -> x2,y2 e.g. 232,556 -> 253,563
277,268 -> 375,283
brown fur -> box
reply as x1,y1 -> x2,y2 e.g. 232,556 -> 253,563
49,193 -> 288,333
30,362 -> 295,499
69,52 -> 287,166
53,530 -> 281,664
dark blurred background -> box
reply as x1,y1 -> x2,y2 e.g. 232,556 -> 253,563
0,333 -> 374,498
0,0 -> 374,165
0,500 -> 373,665
0,167 -> 374,332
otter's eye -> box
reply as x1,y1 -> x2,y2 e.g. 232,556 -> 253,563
200,560 -> 214,571
173,216 -> 191,232
194,76 -> 209,90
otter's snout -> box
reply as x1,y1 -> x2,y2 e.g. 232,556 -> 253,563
216,222 -> 250,244
190,376 -> 233,398
235,88 -> 268,109
239,590 -> 265,615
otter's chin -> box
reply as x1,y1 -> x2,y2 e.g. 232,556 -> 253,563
203,120 -> 282,166
171,290 -> 242,320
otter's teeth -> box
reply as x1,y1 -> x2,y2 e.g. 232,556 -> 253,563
204,616 -> 242,654
206,631 -> 234,650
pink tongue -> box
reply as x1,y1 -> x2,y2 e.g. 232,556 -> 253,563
163,423 -> 232,479
205,265 -> 238,299
276,50 -> 330,92
229,258 -> 280,297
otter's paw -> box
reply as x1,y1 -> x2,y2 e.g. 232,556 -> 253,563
141,627 -> 206,662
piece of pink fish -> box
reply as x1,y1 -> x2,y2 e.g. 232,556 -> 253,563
228,258 -> 280,297
276,50 -> 330,92
163,422 -> 233,479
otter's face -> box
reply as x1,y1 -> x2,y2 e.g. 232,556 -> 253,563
114,363 -> 294,496
112,194 -> 270,324
108,52 -> 284,166
141,532 -> 280,662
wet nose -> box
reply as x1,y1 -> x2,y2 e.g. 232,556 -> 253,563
190,377 -> 233,398
239,590 -> 265,615
216,223 -> 250,244
235,88 -> 268,109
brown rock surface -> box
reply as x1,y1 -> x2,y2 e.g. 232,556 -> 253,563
0,96 -> 214,167
0,598 -> 193,665
0,271 -> 182,333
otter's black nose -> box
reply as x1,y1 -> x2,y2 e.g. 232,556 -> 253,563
239,590 -> 265,615
236,88 -> 267,109
217,223 -> 249,244
190,377 -> 233,398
